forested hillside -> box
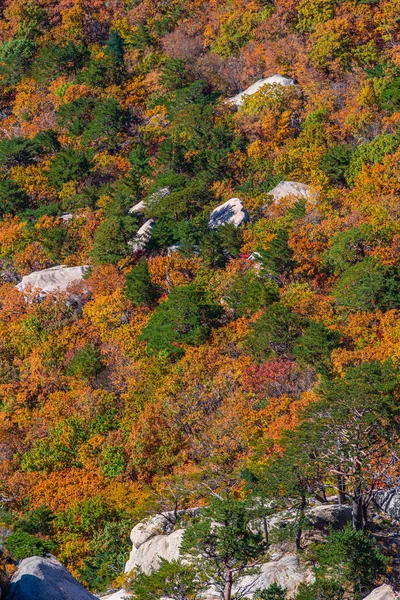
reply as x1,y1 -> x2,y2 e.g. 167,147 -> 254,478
0,0 -> 400,596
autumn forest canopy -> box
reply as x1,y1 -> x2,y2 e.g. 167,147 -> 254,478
1,0 -> 400,596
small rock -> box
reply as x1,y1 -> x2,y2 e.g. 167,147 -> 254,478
238,554 -> 313,598
59,213 -> 74,222
125,529 -> 184,575
147,187 -> 171,207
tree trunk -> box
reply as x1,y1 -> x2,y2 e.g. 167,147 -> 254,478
336,475 -> 346,505
224,567 -> 233,600
352,495 -> 365,531
362,501 -> 368,528
263,516 -> 269,547
295,495 -> 306,550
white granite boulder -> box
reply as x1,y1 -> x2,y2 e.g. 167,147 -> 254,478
16,265 -> 89,297
208,198 -> 249,229
130,513 -> 176,550
125,510 -> 200,575
128,201 -> 145,214
59,213 -> 74,222
7,556 -> 97,600
228,75 -> 295,107
265,181 -> 317,207
129,219 -> 155,253
363,585 -> 400,600
125,529 -> 184,575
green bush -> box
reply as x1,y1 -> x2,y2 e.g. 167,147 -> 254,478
101,446 -> 126,478
378,78 -> 400,113
66,344 -> 104,379
308,525 -> 388,599
140,283 -> 222,358
5,531 -> 55,560
224,270 -> 279,317
256,583 -> 287,600
246,303 -> 304,360
15,506 -> 54,536
332,256 -> 393,311
346,134 -> 400,185
124,258 -> 160,308
91,216 -> 138,266
128,559 -> 205,600
294,320 -> 341,375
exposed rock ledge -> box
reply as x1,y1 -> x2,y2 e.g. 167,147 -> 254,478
122,505 -> 352,597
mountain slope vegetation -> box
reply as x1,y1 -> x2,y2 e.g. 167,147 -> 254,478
0,0 -> 400,594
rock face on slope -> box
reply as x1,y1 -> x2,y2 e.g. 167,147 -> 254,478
125,510 -> 200,574
208,198 -> 249,229
123,509 -> 314,598
16,265 -> 89,297
129,219 -> 155,253
375,487 -> 400,521
265,181 -> 317,207
6,556 -> 97,600
228,75 -> 295,106
363,585 -> 400,600
239,553 -> 313,597
307,504 -> 352,530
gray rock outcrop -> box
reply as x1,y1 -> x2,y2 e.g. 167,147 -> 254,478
228,75 -> 295,106
208,198 -> 249,229
16,265 -> 89,298
375,487 -> 400,521
6,555 -> 97,600
363,585 -> 400,600
307,504 -> 352,530
239,553 -> 313,598
123,509 -> 313,598
147,187 -> 171,207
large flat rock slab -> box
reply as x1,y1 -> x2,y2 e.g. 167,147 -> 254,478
228,75 -> 295,106
363,585 -> 400,600
6,556 -> 97,600
16,265 -> 89,297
